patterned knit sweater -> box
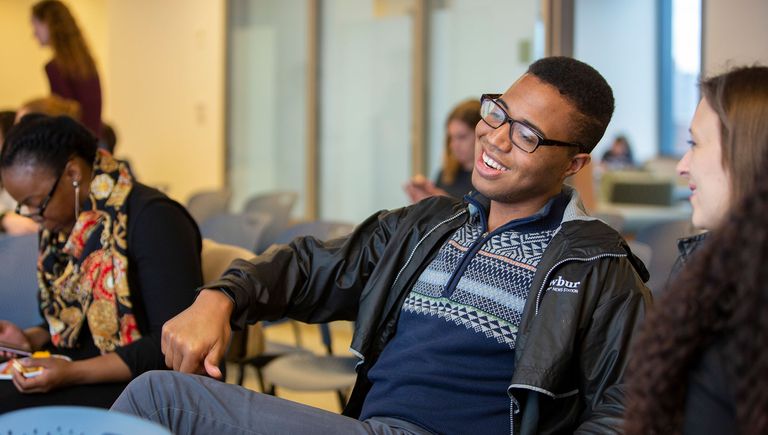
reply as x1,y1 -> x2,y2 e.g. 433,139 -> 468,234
359,192 -> 568,435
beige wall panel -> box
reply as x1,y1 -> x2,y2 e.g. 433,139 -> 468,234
104,0 -> 226,203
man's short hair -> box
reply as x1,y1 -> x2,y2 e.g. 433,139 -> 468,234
528,57 -> 614,153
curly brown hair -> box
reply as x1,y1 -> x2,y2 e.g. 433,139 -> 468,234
624,66 -> 768,435
32,0 -> 97,79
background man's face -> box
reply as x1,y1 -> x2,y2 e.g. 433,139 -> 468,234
472,74 -> 580,205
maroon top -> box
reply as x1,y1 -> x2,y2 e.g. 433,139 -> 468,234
45,60 -> 102,136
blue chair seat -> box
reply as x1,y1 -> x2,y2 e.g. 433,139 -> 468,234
0,405 -> 171,434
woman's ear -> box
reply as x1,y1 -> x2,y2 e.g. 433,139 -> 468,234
63,158 -> 86,186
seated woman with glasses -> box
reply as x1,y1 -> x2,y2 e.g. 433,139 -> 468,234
0,115 -> 202,411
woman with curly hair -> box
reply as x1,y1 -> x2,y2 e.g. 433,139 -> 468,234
624,65 -> 768,434
31,0 -> 102,136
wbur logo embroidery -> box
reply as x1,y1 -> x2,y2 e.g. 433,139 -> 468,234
548,276 -> 580,294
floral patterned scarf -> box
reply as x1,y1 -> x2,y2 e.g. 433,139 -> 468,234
38,151 -> 139,352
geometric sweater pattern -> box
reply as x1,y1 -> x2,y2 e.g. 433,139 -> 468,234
403,214 -> 557,349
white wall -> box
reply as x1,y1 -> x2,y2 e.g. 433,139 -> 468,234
702,0 -> 768,76
105,0 -> 226,203
0,0 -> 107,113
0,1 -> 226,205
574,0 -> 658,164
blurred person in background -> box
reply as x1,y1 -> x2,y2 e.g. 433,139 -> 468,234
404,100 -> 480,202
600,134 -> 636,171
15,95 -> 81,124
31,0 -> 102,136
0,110 -> 38,235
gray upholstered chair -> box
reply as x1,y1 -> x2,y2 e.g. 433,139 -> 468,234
186,189 -> 232,225
0,233 -> 42,328
200,212 -> 272,252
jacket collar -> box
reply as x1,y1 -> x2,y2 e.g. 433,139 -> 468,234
676,232 -> 708,261
463,185 -> 591,228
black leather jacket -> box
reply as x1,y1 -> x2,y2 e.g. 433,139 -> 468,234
669,232 -> 708,282
208,187 -> 651,434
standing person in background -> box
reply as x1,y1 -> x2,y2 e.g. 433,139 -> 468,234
31,0 -> 102,136
624,65 -> 768,434
404,100 -> 480,202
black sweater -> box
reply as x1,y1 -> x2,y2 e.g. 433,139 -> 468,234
44,183 -> 203,376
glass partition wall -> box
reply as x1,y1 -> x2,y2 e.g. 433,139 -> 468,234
227,0 -> 552,222
227,0 -> 309,215
319,0 -> 415,221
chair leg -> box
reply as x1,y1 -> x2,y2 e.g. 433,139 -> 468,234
336,390 -> 347,410
237,363 -> 246,386
255,367 -> 267,393
290,321 -> 303,347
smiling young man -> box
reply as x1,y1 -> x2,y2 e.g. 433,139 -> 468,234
113,57 -> 651,435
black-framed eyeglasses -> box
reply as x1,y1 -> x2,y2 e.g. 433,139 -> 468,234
15,172 -> 62,219
480,94 -> 585,153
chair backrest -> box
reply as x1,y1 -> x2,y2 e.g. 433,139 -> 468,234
200,239 -> 265,362
243,191 -> 299,253
243,191 -> 298,217
200,212 -> 272,252
0,405 -> 171,434
274,221 -> 356,246
201,238 -> 255,282
0,234 -> 42,328
186,189 -> 232,224
635,218 -> 696,295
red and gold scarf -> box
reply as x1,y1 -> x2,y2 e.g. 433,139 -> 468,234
38,151 -> 139,352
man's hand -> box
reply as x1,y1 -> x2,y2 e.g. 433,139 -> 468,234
161,289 -> 234,379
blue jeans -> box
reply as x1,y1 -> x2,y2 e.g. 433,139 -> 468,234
111,371 -> 431,435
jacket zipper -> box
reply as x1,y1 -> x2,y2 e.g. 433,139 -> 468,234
534,253 -> 628,316
509,394 -> 520,435
443,194 -> 547,296
499,252 -> 629,430
351,210 -> 467,364
442,229 -> 494,295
